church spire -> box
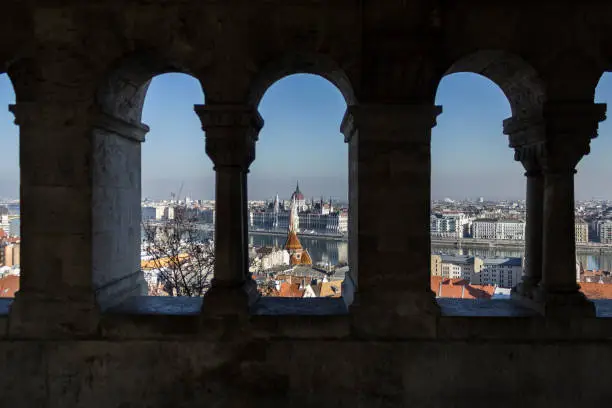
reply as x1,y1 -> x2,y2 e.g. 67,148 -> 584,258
273,193 -> 279,213
284,196 -> 311,266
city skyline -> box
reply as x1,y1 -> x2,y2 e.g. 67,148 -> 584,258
2,73 -> 612,199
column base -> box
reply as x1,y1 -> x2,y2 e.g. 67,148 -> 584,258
512,286 -> 595,317
349,289 -> 440,339
513,277 -> 540,300
8,290 -> 100,338
95,271 -> 148,311
536,288 -> 595,317
200,279 -> 261,317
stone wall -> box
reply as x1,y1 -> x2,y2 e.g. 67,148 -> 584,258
2,306 -> 612,407
1,1 -> 612,406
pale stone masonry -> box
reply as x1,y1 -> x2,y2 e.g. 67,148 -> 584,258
0,1 -> 612,407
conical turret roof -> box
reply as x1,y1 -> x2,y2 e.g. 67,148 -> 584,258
300,250 -> 313,265
285,230 -> 303,250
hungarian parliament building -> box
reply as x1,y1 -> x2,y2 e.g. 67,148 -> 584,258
249,183 -> 348,235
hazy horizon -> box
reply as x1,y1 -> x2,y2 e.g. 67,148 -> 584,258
1,72 -> 612,201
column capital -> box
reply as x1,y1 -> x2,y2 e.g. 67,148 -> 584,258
194,104 -> 263,169
9,102 -> 91,127
543,101 -> 606,142
540,102 -> 605,173
505,102 -> 606,174
194,104 -> 263,133
341,104 -> 442,143
93,111 -> 150,142
503,114 -> 545,147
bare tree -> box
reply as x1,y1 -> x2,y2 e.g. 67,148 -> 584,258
142,206 -> 214,296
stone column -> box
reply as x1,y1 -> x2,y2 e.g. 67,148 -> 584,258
504,116 -> 545,300
194,104 -> 263,316
522,168 -> 544,293
536,102 -> 606,317
91,112 -> 150,309
341,104 -> 442,338
7,102 -> 100,337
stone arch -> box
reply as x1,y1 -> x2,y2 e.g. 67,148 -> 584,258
96,51 -> 205,124
4,58 -> 41,103
246,54 -> 355,304
247,52 -> 357,107
93,51 -> 205,309
443,50 -> 546,118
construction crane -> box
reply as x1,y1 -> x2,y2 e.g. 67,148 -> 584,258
170,181 -> 185,203
177,182 -> 184,203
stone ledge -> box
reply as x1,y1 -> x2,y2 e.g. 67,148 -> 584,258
251,297 -> 348,316
6,297 -> 612,341
0,298 -> 13,315
436,298 -> 538,317
105,296 -> 349,316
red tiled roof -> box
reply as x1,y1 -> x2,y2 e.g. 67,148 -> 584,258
580,282 -> 612,299
463,285 -> 496,299
319,281 -> 342,298
279,282 -> 304,298
0,275 -> 19,298
430,276 -> 495,299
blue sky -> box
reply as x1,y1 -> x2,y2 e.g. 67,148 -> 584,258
0,72 -> 612,201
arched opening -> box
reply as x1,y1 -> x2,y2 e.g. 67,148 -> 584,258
93,57 -> 208,309
0,73 -> 19,301
248,74 -> 349,300
574,72 -> 612,299
431,72 -> 525,300
140,74 -> 213,297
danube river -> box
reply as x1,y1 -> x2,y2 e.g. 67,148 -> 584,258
248,234 -> 348,266
143,223 -> 612,272
249,233 -> 612,272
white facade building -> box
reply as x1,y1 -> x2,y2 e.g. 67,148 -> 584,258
439,255 -> 474,280
155,206 -> 166,220
471,257 -> 522,288
575,221 -> 589,243
430,213 -> 469,238
250,209 -> 347,234
250,247 -> 290,271
472,219 -> 525,240
599,221 -> 612,244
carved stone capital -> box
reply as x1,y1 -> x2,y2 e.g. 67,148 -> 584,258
341,104 -> 442,143
194,104 -> 263,133
539,102 -> 606,174
503,114 -> 545,148
513,143 -> 544,173
9,102 -> 90,127
194,104 -> 263,169
94,112 -> 150,143
505,102 -> 606,174
543,102 -> 606,142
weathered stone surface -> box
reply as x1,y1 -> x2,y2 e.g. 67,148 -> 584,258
2,0 -> 612,406
1,337 -> 612,407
